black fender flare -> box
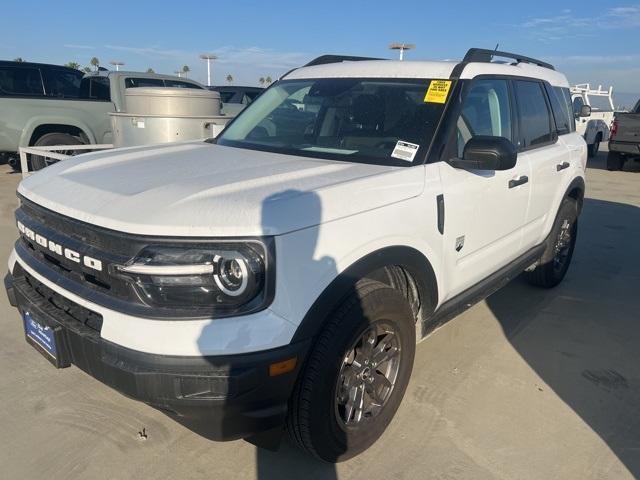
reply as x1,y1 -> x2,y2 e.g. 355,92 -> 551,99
564,176 -> 586,215
291,246 -> 438,342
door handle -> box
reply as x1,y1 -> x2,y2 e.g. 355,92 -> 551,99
508,176 -> 529,189
556,161 -> 570,171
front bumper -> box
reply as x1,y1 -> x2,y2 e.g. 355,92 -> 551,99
4,269 -> 310,441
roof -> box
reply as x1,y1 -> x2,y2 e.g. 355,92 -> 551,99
284,59 -> 569,88
0,60 -> 80,72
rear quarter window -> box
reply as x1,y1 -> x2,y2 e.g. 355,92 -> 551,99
0,65 -> 44,96
125,77 -> 165,88
545,84 -> 572,135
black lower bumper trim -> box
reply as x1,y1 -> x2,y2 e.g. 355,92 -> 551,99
6,269 -> 310,441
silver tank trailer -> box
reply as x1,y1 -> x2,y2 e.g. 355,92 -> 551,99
110,87 -> 231,147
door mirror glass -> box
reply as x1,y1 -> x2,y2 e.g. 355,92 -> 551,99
451,136 -> 517,171
578,105 -> 591,118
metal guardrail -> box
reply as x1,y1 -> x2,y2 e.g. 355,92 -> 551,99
19,144 -> 114,178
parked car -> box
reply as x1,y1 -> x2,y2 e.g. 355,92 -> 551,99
608,98 -> 640,171
570,84 -> 614,158
0,60 -> 205,170
207,85 -> 263,115
5,48 -> 587,462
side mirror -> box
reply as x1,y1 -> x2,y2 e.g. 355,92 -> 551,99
451,136 -> 518,171
576,105 -> 591,118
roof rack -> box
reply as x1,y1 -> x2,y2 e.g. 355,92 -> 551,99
304,55 -> 384,67
463,48 -> 555,70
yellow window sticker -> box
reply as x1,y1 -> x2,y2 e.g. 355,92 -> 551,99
424,80 -> 452,104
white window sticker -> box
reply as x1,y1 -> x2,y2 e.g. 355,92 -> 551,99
136,120 -> 145,129
391,140 -> 419,162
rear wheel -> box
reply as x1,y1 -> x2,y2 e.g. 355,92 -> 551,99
606,151 -> 624,171
30,133 -> 83,171
525,198 -> 578,288
287,280 -> 415,462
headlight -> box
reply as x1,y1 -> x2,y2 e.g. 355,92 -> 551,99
114,241 -> 272,316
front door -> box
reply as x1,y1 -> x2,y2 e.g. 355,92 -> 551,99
439,78 -> 530,299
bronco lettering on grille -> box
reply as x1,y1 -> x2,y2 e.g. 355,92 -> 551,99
17,220 -> 103,272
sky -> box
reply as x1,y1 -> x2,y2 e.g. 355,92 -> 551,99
2,0 -> 639,106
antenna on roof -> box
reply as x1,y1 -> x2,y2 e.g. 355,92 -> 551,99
492,44 -> 499,61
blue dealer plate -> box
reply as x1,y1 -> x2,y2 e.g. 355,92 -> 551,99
23,311 -> 57,360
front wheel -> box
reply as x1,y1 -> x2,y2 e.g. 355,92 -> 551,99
287,280 -> 415,462
525,198 -> 578,288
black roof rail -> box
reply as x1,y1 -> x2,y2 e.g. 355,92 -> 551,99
304,55 -> 385,67
463,48 -> 555,71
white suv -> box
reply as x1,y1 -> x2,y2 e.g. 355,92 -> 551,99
5,48 -> 587,462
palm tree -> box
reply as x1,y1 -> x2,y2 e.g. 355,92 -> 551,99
65,62 -> 81,70
265,76 -> 273,85
226,74 -> 233,84
90,57 -> 100,71
146,68 -> 155,73
259,77 -> 265,86
182,65 -> 190,78
13,57 -> 24,62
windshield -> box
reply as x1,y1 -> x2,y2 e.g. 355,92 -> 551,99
216,78 -> 449,166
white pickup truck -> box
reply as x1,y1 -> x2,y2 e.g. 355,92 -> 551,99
571,83 -> 614,157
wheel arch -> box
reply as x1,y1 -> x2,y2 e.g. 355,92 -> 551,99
565,176 -> 586,215
20,118 -> 95,148
291,245 -> 439,343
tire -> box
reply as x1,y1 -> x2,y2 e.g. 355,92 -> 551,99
606,151 -> 624,171
287,279 -> 416,462
525,198 -> 578,288
587,135 -> 601,158
30,133 -> 83,171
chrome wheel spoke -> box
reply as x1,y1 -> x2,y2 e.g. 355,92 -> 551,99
372,334 -> 399,365
344,384 -> 365,423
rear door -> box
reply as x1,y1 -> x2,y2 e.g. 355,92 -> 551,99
439,77 -> 530,298
515,80 -> 572,249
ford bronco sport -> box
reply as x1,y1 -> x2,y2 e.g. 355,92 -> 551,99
4,49 -> 587,462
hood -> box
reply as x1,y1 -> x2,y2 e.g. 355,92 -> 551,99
18,142 -> 425,236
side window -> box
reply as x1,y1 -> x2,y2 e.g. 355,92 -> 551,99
559,88 -> 576,132
163,79 -> 203,89
545,84 -> 571,135
0,66 -> 44,96
44,68 -> 83,98
514,80 -> 553,148
456,78 -> 512,157
80,76 -> 111,101
125,77 -> 165,88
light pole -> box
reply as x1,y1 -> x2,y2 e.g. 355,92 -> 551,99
199,54 -> 217,86
389,43 -> 415,61
109,60 -> 124,71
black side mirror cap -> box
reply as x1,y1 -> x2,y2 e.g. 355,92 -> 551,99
450,136 -> 518,171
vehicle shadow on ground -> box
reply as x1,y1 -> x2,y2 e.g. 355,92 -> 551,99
487,198 -> 640,477
254,189 -> 339,479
